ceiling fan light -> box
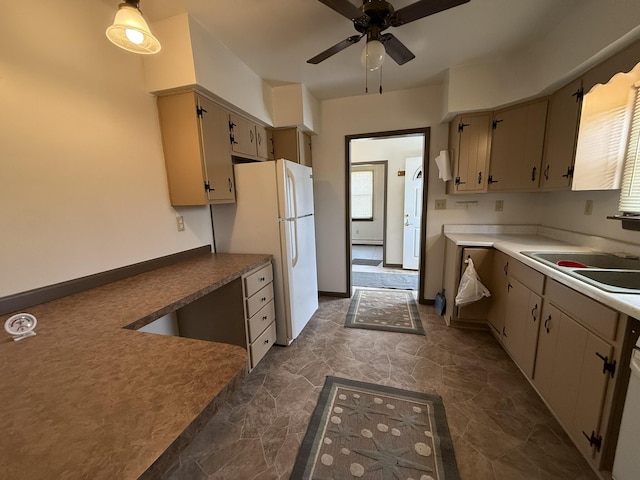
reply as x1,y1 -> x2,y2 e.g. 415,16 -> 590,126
360,40 -> 386,71
106,2 -> 161,55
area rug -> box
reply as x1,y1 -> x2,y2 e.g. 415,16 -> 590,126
345,288 -> 425,335
353,271 -> 419,290
291,376 -> 460,480
353,258 -> 383,266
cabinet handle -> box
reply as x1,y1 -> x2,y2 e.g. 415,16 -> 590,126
544,315 -> 551,333
507,282 -> 513,292
261,297 -> 267,302
543,164 -> 550,180
503,262 -> 509,275
262,315 -> 268,321
250,130 -> 254,143
264,338 -> 270,344
477,171 -> 482,184
257,132 -> 262,145
531,304 -> 538,321
228,178 -> 233,192
259,277 -> 266,282
531,166 -> 537,182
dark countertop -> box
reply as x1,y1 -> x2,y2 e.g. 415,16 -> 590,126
0,252 -> 271,479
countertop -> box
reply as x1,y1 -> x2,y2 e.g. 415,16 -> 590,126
445,232 -> 640,319
0,252 -> 271,480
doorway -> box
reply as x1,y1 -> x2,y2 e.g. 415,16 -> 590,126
346,128 -> 430,303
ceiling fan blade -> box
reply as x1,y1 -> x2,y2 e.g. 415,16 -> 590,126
307,35 -> 364,64
391,0 -> 470,26
317,0 -> 368,21
380,33 -> 415,65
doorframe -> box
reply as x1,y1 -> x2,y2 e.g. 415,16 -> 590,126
345,127 -> 430,304
350,160 -> 389,266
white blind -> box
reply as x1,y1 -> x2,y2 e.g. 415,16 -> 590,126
618,86 -> 640,213
351,170 -> 374,219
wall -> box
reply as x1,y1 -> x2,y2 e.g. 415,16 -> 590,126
313,86 -> 548,299
350,137 -> 425,263
350,163 -> 385,246
0,1 -> 212,297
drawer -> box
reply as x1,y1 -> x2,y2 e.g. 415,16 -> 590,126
244,264 -> 273,298
510,258 -> 545,294
546,279 -> 619,340
250,321 -> 276,368
248,300 -> 275,342
246,283 -> 274,318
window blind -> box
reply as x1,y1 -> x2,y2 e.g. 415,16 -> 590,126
618,86 -> 640,213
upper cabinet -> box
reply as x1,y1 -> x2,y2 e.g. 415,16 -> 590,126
157,92 -> 235,206
488,99 -> 548,192
272,128 -> 312,167
541,79 -> 583,191
448,112 -> 491,193
229,113 -> 272,161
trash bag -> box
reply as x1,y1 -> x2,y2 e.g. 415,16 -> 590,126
455,258 -> 491,307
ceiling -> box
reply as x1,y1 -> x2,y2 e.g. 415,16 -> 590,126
138,0 -> 583,100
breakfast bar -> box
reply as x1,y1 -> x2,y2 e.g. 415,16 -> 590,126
0,252 -> 271,479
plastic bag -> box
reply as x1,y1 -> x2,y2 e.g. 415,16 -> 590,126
455,258 -> 491,307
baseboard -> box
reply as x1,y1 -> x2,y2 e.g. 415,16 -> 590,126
318,291 -> 351,298
420,299 -> 434,305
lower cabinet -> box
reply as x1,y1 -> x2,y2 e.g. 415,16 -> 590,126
242,262 -> 276,370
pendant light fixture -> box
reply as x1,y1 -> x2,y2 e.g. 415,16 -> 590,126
106,1 -> 161,55
360,40 -> 386,71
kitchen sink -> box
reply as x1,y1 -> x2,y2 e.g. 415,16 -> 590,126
522,252 -> 640,270
521,251 -> 640,294
574,270 -> 640,293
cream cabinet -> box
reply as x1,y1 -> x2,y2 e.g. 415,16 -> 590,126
487,250 -> 509,334
534,280 -> 619,461
540,79 -> 583,190
448,112 -> 492,193
488,99 -> 548,191
228,113 -> 271,161
272,128 -> 312,166
157,91 -> 235,206
242,263 -> 276,370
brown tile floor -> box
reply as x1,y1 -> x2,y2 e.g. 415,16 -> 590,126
167,295 -> 598,480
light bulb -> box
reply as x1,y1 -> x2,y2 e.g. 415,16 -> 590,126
125,28 -> 144,45
360,40 -> 386,71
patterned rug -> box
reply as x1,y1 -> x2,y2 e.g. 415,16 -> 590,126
352,271 -> 418,290
345,288 -> 425,335
291,376 -> 460,480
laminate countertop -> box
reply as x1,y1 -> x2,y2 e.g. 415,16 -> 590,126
0,252 -> 271,480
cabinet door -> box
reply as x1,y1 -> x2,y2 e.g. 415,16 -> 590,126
299,131 -> 312,167
452,113 -> 491,193
272,128 -> 300,163
522,292 -> 542,379
457,247 -> 493,320
487,250 -> 509,334
533,302 -> 562,400
489,99 -> 548,191
229,112 -> 257,157
541,79 -> 583,190
255,125 -> 270,159
198,96 -> 235,203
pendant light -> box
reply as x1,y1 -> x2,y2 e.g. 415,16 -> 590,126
360,40 -> 386,71
106,1 -> 161,55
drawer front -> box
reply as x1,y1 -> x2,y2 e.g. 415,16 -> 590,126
244,264 -> 273,298
546,279 -> 619,340
250,321 -> 276,368
510,258 -> 545,294
246,283 -> 274,318
248,300 -> 275,342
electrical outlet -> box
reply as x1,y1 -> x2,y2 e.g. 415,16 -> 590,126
176,215 -> 185,231
584,200 -> 593,215
495,200 -> 504,212
435,199 -> 446,210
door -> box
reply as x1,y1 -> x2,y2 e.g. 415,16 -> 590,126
276,159 -> 314,218
402,156 -> 422,270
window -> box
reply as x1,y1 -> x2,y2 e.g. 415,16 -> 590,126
618,84 -> 640,213
351,170 -> 374,220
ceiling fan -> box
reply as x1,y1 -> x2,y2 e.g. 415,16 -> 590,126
308,0 -> 470,67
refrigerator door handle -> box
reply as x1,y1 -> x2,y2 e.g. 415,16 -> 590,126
285,167 -> 298,219
291,217 -> 299,268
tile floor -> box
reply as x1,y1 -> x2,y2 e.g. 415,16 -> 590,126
352,244 -> 418,276
167,295 -> 598,480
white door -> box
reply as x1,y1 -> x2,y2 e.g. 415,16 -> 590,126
402,157 -> 423,270
276,159 -> 314,218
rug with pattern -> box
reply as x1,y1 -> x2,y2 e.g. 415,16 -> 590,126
345,288 -> 424,335
291,376 -> 460,480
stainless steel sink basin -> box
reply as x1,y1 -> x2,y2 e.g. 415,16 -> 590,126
574,270 -> 640,293
523,252 -> 640,270
521,251 -> 640,294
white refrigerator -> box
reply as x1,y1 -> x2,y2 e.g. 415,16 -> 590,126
212,159 -> 319,345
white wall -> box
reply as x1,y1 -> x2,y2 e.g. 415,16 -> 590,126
350,137 -> 424,263
0,1 -> 212,297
